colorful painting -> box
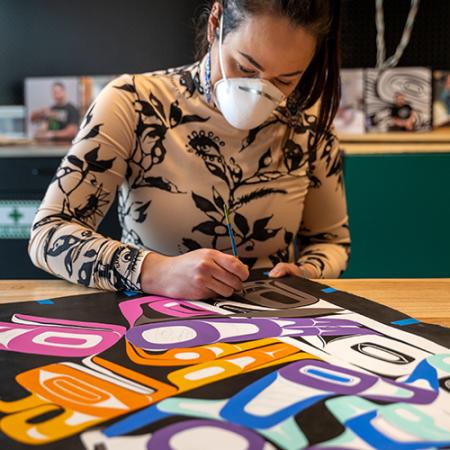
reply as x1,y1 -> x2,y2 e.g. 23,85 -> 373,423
0,271 -> 449,449
365,67 -> 432,133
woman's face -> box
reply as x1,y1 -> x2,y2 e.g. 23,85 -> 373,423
207,6 -> 318,99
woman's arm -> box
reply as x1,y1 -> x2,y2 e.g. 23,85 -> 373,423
28,74 -> 150,291
29,74 -> 249,296
270,128 -> 350,279
296,129 -> 351,277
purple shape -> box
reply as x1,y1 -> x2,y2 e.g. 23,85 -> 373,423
282,317 -> 378,337
126,317 -> 376,351
148,419 -> 268,450
127,320 -> 220,351
280,360 -> 377,395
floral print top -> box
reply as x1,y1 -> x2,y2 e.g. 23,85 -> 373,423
29,60 -> 350,291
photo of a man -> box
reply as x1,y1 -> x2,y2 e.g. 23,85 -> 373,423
389,92 -> 417,131
26,78 -> 80,142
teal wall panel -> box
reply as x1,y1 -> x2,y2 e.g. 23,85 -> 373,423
343,153 -> 450,278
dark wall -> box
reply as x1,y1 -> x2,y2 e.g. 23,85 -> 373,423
0,0 -> 200,105
340,0 -> 450,70
1,0 -> 450,105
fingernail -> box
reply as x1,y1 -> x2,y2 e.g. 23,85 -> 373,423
269,270 -> 280,278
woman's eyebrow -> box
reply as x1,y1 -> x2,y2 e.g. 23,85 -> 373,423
239,51 -> 265,71
238,51 -> 303,77
280,69 -> 304,77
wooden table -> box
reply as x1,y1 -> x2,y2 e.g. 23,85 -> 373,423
1,279 -> 449,328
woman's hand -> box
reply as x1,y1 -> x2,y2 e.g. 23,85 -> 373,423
140,249 -> 249,300
268,262 -> 320,279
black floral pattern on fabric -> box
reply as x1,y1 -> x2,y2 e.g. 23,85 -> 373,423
29,61 -> 350,290
116,75 -> 210,254
184,128 -> 298,255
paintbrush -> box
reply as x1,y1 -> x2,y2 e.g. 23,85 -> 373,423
223,204 -> 238,257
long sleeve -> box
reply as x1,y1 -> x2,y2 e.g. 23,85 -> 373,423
296,128 -> 351,278
28,74 -> 151,291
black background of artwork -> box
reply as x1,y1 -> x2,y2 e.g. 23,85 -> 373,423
1,0 -> 450,105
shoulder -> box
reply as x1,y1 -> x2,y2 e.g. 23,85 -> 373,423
116,62 -> 202,101
280,100 -> 333,144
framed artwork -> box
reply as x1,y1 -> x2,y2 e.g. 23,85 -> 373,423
25,77 -> 80,141
365,67 -> 432,133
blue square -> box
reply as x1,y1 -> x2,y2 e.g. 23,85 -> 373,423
321,287 -> 337,294
123,290 -> 139,297
391,318 -> 420,326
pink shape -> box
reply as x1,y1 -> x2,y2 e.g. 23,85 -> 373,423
0,315 -> 126,357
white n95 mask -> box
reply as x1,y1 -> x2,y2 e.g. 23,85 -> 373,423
213,14 -> 285,130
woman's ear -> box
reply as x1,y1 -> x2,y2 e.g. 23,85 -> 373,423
207,2 -> 222,44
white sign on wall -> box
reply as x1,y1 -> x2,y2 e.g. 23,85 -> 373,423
0,200 -> 40,239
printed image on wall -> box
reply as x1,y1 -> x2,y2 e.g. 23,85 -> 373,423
0,271 -> 449,449
433,70 -> 450,128
365,67 -> 432,133
334,69 -> 365,134
25,77 -> 80,142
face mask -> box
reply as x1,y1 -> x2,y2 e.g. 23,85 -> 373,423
213,14 -> 285,130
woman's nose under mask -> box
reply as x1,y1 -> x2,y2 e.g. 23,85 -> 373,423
213,14 -> 285,130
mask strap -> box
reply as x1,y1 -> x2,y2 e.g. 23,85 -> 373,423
218,13 -> 227,81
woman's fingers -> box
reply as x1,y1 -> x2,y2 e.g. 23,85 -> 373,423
188,250 -> 248,298
268,263 -> 319,279
141,248 -> 250,300
205,275 -> 236,298
268,263 -> 296,278
212,251 -> 250,282
210,261 -> 244,292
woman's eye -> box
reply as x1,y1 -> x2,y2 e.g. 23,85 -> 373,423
237,63 -> 256,75
276,78 -> 293,86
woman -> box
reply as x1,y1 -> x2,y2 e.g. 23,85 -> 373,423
29,0 -> 350,300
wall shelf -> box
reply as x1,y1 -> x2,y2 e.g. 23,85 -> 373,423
339,130 -> 450,154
